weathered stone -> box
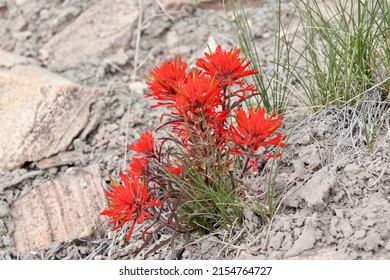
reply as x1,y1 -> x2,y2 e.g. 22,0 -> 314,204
285,214 -> 321,258
39,0 -> 139,71
13,15 -> 28,31
0,50 -> 37,68
0,3 -> 7,16
284,167 -> 335,210
159,0 -> 220,10
0,64 -> 99,170
0,40 -> 16,52
0,170 -> 44,192
12,164 -> 107,253
0,201 -> 9,218
287,250 -> 340,260
36,151 -> 83,170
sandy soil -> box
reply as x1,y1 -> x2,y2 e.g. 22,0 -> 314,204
0,0 -> 389,259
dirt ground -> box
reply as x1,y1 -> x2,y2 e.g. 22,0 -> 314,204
0,0 -> 389,260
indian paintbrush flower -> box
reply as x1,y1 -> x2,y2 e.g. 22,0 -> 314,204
230,107 -> 286,171
101,45 -> 286,250
101,172 -> 163,240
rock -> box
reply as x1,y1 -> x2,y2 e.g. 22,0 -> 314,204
0,220 -> 6,235
0,64 -> 99,170
14,0 -> 27,6
344,163 -> 365,180
11,164 -> 107,253
159,0 -> 219,11
0,40 -> 16,52
269,232 -> 284,250
0,201 -> 9,218
13,15 -> 28,31
357,232 -> 383,252
239,251 -> 267,260
0,3 -> 7,16
158,0 -> 195,11
330,216 -> 339,236
284,214 -> 321,258
0,170 -> 43,192
287,250 -> 340,260
129,81 -> 148,95
166,30 -> 178,48
284,167 -> 335,210
39,0 -> 139,71
339,220 -> 354,237
36,151 -> 83,170
385,240 -> 390,252
0,50 -> 37,68
355,229 -> 367,239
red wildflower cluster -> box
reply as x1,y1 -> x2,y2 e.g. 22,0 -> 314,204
146,57 -> 187,108
101,45 -> 286,248
101,173 -> 162,240
230,107 -> 286,171
196,45 -> 258,95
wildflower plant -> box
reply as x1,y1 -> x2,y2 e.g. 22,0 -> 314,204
101,45 -> 286,256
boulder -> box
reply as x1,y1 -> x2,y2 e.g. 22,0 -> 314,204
0,63 -> 99,170
12,165 -> 107,253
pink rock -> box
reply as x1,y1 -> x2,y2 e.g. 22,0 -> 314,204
0,63 -> 99,170
13,15 -> 27,31
12,165 -> 107,254
0,40 -> 16,52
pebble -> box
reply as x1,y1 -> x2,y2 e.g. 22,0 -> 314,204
0,201 -> 9,218
0,219 -> 6,235
106,124 -> 119,133
262,32 -> 272,39
39,9 -> 50,20
2,235 -> 14,247
355,229 -> 367,239
293,227 -> 302,237
385,240 -> 390,252
114,105 -> 125,118
0,40 -> 16,52
13,15 -> 27,31
269,232 -> 284,250
48,167 -> 58,175
97,139 -> 109,148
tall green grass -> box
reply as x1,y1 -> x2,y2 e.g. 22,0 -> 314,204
229,0 -> 389,146
289,0 -> 390,108
228,0 -> 390,221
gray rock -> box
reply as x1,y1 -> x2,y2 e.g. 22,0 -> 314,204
285,214 -> 321,258
269,232 -> 284,250
0,50 -> 37,68
39,0 -> 139,71
355,229 -> 367,239
36,151 -> 82,170
284,167 -> 335,210
0,201 -> 9,218
339,220 -> 354,238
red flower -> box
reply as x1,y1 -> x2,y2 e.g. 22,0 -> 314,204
130,131 -> 155,158
166,165 -> 183,176
174,71 -> 224,117
174,72 -> 229,134
230,107 -> 286,171
171,72 -> 230,152
146,57 -> 187,108
101,173 -> 163,240
127,156 -> 149,176
196,45 -> 258,90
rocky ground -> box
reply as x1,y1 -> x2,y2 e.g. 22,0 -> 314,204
0,0 -> 389,260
